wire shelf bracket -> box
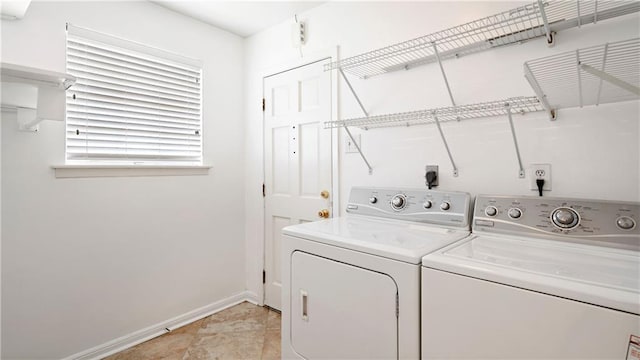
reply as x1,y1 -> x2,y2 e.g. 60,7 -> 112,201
432,41 -> 460,175
524,37 -> 640,121
338,69 -> 373,175
339,68 -> 369,117
537,0 -> 555,46
579,63 -> 640,97
506,103 -> 526,178
433,114 -> 459,177
432,42 -> 457,108
524,63 -> 557,120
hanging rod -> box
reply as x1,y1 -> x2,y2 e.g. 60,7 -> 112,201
325,97 -> 544,130
324,0 -> 639,79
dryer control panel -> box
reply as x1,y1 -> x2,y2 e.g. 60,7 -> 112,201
473,195 -> 640,250
346,187 -> 471,229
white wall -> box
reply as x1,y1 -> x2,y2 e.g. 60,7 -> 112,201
1,2 -> 246,358
0,110 -> 3,360
244,2 -> 640,297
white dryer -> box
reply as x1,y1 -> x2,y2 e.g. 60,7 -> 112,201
281,187 -> 471,359
422,195 -> 640,359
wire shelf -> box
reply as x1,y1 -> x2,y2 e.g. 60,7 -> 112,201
325,0 -> 640,79
325,96 -> 544,129
524,37 -> 640,114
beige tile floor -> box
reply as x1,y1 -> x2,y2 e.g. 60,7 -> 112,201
105,302 -> 281,360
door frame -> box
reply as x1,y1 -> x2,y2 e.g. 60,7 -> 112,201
258,47 -> 340,305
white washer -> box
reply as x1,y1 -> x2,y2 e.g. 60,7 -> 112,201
282,187 -> 471,359
422,195 -> 640,359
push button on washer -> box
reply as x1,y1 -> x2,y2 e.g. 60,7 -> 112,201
508,208 -> 522,219
616,216 -> 635,230
485,206 -> 498,217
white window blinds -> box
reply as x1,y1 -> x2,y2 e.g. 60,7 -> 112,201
65,24 -> 203,164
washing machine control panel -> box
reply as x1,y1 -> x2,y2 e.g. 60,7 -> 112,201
473,195 -> 640,250
347,187 -> 471,228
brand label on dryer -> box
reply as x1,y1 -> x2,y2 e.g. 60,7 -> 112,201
627,335 -> 640,360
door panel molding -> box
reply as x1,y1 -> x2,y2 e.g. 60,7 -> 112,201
261,48 -> 338,309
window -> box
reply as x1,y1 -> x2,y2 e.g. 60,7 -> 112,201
65,24 -> 202,165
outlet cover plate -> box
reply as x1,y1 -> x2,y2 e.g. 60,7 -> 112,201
530,163 -> 551,191
345,134 -> 361,153
291,21 -> 306,47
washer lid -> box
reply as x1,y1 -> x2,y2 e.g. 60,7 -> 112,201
422,234 -> 640,314
282,216 -> 471,264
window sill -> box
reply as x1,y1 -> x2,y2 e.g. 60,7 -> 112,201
51,165 -> 212,178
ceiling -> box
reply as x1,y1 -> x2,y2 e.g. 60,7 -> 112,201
151,1 -> 325,38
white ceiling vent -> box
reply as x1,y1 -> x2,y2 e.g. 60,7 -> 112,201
1,0 -> 32,20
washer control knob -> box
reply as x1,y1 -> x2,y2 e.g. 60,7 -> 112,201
391,195 -> 406,210
369,197 -> 378,204
485,206 -> 498,217
508,208 -> 522,219
616,216 -> 636,230
440,202 -> 451,211
423,200 -> 433,209
551,207 -> 579,229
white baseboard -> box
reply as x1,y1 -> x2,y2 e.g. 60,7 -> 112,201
244,290 -> 260,305
63,291 -> 254,360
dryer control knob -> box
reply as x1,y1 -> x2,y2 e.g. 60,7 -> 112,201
423,200 -> 432,209
391,195 -> 406,210
485,206 -> 498,217
616,216 -> 635,230
369,197 -> 378,204
440,202 -> 451,211
508,208 -> 522,219
551,207 -> 579,229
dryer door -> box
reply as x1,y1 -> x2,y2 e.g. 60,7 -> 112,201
290,251 -> 398,359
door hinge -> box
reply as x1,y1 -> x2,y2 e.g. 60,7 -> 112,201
263,270 -> 266,284
262,183 -> 266,197
262,98 -> 265,112
395,293 -> 399,318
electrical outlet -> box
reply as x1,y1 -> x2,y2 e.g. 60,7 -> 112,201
425,165 -> 438,188
530,164 -> 551,191
345,134 -> 361,153
291,21 -> 306,47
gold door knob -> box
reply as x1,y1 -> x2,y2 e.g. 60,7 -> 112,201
320,190 -> 330,199
318,209 -> 330,218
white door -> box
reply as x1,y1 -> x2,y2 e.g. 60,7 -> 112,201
291,251 -> 398,359
263,59 -> 332,310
